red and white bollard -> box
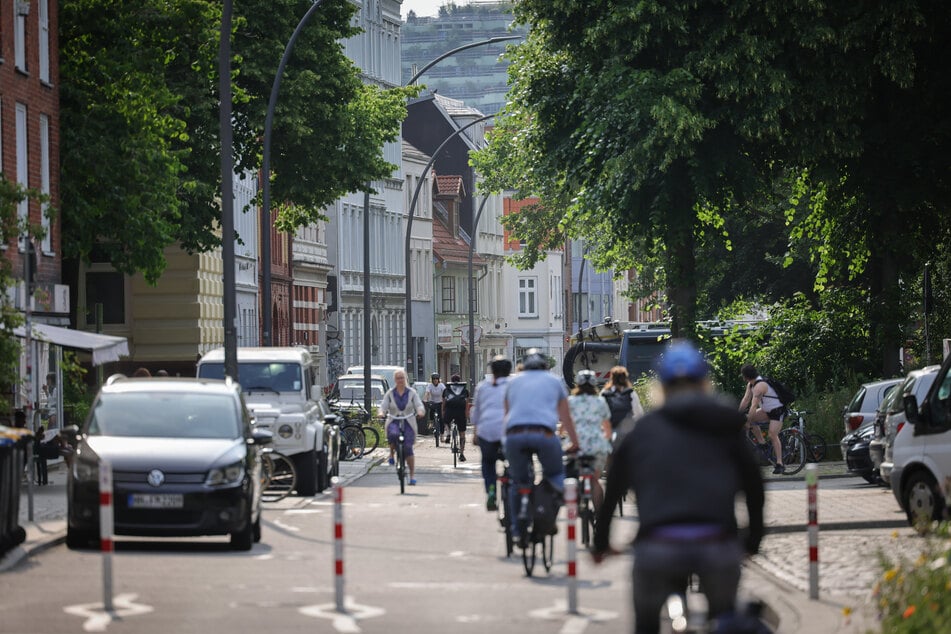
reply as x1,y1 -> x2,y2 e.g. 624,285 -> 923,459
564,478 -> 578,614
806,463 -> 819,600
333,477 -> 345,613
99,460 -> 115,612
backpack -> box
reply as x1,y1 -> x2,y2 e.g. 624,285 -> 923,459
758,377 -> 796,406
602,387 -> 634,430
531,480 -> 562,537
444,383 -> 468,409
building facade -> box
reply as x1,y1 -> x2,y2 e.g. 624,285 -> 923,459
403,141 -> 435,382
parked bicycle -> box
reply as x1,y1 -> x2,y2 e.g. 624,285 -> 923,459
338,421 -> 366,462
261,447 -> 297,503
786,409 -> 826,462
745,421 -> 807,475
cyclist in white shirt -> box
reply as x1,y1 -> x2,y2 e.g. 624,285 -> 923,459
423,373 -> 446,436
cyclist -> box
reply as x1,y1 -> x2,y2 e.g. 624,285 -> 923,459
470,355 -> 512,511
739,364 -> 786,474
380,368 -> 425,486
442,374 -> 469,461
504,348 -> 580,542
568,370 -> 613,510
592,342 -> 764,634
423,372 -> 446,436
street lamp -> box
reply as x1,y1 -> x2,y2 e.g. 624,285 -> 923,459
219,0 -> 237,379
467,195 -> 490,387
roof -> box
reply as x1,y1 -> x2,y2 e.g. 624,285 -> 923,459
433,214 -> 485,267
434,175 -> 464,197
14,323 -> 129,366
199,347 -> 313,364
433,93 -> 485,118
101,376 -> 240,396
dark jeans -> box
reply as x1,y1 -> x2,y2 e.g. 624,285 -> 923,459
477,437 -> 502,494
631,537 -> 742,634
503,431 -> 564,534
34,455 -> 48,485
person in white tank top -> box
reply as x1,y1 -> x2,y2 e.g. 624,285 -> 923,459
738,364 -> 787,474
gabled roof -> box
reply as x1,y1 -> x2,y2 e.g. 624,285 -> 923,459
435,175 -> 465,198
433,210 -> 485,267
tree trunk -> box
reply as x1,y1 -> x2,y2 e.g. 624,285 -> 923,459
664,169 -> 698,341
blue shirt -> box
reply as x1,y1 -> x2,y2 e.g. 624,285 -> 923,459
471,376 -> 508,442
504,370 -> 568,431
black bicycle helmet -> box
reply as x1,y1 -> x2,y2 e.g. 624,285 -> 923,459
490,355 -> 512,377
431,372 -> 440,380
574,369 -> 598,387
521,348 -> 548,370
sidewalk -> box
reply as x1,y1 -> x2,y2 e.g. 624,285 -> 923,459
0,453 -> 383,573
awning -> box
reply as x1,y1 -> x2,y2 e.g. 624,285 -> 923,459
14,323 -> 130,366
515,337 -> 548,349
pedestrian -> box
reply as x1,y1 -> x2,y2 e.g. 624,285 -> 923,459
503,348 -> 580,543
380,368 -> 425,485
132,367 -> 151,378
442,374 -> 469,461
155,369 -> 169,377
592,341 -> 765,634
33,424 -> 49,485
568,370 -> 613,510
600,365 -> 644,442
739,364 -> 786,474
13,409 -> 27,428
470,355 -> 512,510
423,372 -> 446,436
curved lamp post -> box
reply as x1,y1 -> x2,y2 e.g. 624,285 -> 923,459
404,114 -> 494,381
467,195 -> 490,387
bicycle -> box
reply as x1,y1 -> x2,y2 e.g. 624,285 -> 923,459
427,402 -> 442,446
338,422 -> 366,462
261,447 -> 297,503
565,454 -> 597,548
496,448 -> 515,558
786,409 -> 826,462
746,422 -> 807,476
361,423 -> 380,455
389,413 -> 414,494
662,573 -> 773,633
449,419 -> 460,468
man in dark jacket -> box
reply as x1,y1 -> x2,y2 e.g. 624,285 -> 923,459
592,341 -> 765,634
442,374 -> 470,461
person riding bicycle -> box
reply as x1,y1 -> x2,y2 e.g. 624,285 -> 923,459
592,341 -> 765,634
423,372 -> 446,436
568,369 -> 613,511
442,374 -> 470,461
503,348 -> 580,542
739,364 -> 786,474
471,355 -> 512,511
380,368 -> 425,486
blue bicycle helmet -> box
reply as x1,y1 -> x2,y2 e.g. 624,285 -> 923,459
656,342 -> 709,385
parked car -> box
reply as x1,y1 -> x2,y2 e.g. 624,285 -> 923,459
840,417 -> 882,484
891,354 -> 951,532
197,347 -> 339,496
330,374 -> 388,404
842,378 -> 903,434
345,365 -> 403,391
873,365 -> 940,485
65,375 -> 270,551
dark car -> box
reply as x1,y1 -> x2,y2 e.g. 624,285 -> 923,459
65,375 -> 271,551
840,417 -> 881,484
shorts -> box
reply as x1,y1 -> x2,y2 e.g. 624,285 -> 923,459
766,406 -> 787,422
444,406 -> 467,432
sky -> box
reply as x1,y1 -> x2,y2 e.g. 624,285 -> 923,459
400,0 -> 457,19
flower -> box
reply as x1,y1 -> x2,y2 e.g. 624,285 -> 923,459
903,605 -> 917,619
884,568 -> 898,582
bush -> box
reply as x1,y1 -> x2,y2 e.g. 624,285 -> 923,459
876,523 -> 951,632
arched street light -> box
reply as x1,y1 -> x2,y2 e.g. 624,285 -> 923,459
468,195 -> 491,387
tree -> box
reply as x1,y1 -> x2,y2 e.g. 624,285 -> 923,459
59,0 -> 417,283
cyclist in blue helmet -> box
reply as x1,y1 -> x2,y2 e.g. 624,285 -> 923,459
592,341 -> 765,634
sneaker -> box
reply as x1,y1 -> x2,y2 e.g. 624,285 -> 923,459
459,453 -> 467,462
387,457 -> 395,466
486,488 -> 497,511
772,463 -> 785,475
409,478 -> 417,486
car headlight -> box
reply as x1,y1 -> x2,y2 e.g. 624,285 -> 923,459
278,424 -> 294,439
206,461 -> 245,486
73,458 -> 99,483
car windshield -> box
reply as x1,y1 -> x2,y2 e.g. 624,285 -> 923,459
199,362 -> 303,393
87,392 -> 240,439
335,379 -> 384,402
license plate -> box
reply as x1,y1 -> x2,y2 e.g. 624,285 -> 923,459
128,494 -> 184,509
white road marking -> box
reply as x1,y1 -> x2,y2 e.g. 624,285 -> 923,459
528,599 -> 618,634
272,517 -> 301,532
285,509 -> 324,515
63,593 -> 154,632
299,596 -> 385,633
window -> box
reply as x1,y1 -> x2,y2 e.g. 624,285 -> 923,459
39,114 -> 51,252
14,0 -> 27,71
15,103 -> 28,247
84,271 -> 126,325
39,0 -> 50,82
518,277 -> 537,317
441,276 -> 456,313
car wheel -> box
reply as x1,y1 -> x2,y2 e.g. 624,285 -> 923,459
903,471 -> 944,534
862,473 -> 883,485
316,449 -> 328,493
252,514 -> 262,543
295,449 -> 318,497
66,525 -> 96,550
231,509 -> 254,551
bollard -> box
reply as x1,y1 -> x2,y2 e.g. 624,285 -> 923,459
564,477 -> 578,614
99,460 -> 114,612
806,463 -> 818,600
333,477 -> 344,613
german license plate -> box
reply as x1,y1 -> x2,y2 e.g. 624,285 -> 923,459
128,493 -> 184,509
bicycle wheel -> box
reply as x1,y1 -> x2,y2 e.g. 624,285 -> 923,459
340,425 -> 366,462
397,436 -> 406,495
542,533 -> 555,572
500,480 -> 514,558
433,413 -> 441,447
780,430 -> 807,475
521,529 -> 537,577
580,503 -> 593,548
451,424 -> 459,468
262,452 -> 296,502
807,432 -> 827,462
361,425 -> 380,455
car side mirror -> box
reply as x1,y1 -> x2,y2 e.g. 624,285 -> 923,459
250,429 -> 273,445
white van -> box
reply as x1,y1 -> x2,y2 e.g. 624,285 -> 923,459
891,354 -> 951,531
346,365 -> 403,392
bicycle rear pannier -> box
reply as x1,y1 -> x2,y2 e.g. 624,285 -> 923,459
531,480 -> 562,537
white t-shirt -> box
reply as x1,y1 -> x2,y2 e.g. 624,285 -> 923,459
424,382 -> 446,403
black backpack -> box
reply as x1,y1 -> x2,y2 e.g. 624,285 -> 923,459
602,387 -> 634,430
444,383 -> 468,409
758,377 -> 796,406
531,480 -> 562,537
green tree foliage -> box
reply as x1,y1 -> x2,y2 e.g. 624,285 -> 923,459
59,0 -> 417,283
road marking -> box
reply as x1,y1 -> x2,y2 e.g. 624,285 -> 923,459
285,509 -> 324,514
63,593 -> 154,632
299,596 -> 385,633
528,599 -> 618,634
272,517 -> 301,532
